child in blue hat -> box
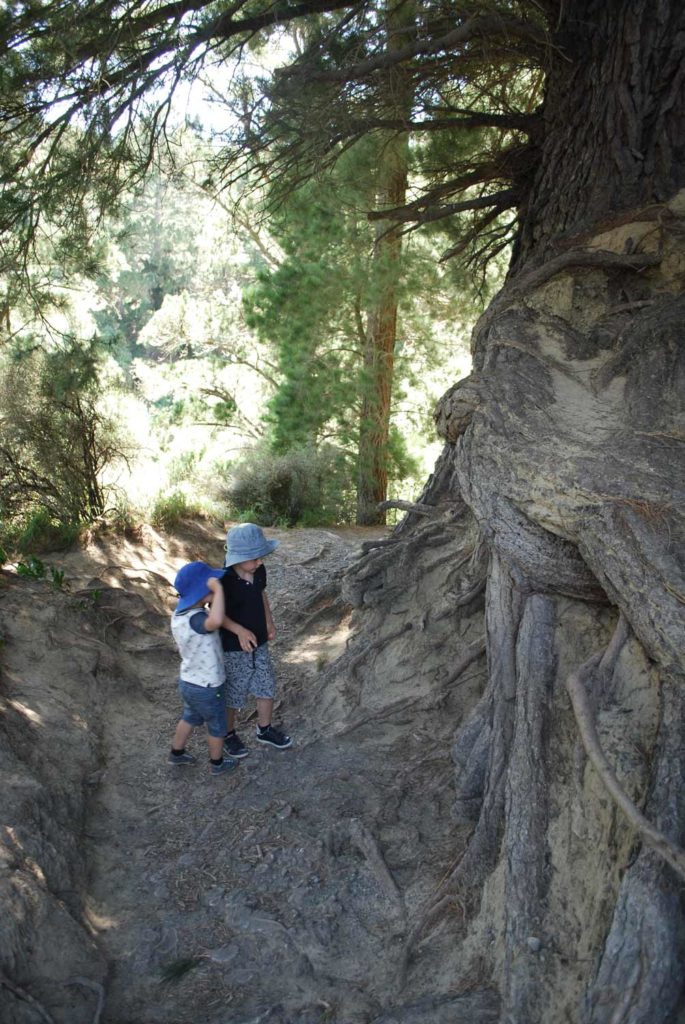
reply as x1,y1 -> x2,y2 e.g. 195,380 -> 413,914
168,561 -> 238,775
220,523 -> 292,754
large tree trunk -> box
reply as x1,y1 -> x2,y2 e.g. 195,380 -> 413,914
339,1 -> 685,1019
516,0 -> 685,270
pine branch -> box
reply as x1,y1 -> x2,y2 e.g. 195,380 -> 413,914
369,187 -> 519,225
287,12 -> 548,83
345,111 -> 537,133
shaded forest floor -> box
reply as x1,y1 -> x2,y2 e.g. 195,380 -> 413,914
0,520 -> 494,1024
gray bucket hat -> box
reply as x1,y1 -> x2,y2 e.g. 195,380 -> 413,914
224,523 -> 279,567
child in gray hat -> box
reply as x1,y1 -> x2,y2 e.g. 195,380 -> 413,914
220,523 -> 292,754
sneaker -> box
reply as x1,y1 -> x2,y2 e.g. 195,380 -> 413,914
210,757 -> 239,776
255,725 -> 292,749
224,731 -> 249,759
168,751 -> 197,766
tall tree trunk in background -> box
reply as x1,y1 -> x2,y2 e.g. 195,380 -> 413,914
355,1 -> 412,526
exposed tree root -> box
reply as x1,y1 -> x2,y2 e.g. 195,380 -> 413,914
0,970 -> 57,1024
301,579 -> 343,614
449,690 -> 492,824
316,621 -> 415,722
65,977 -> 106,1024
343,514 -> 478,610
399,557 -> 523,982
297,594 -> 349,634
361,537 -> 402,552
476,248 -> 662,337
434,577 -> 485,616
584,680 -> 685,1023
336,636 -> 486,736
375,207 -> 685,1020
501,593 -> 556,1022
443,637 -> 487,685
347,818 -> 405,914
598,613 -> 631,677
377,499 -> 436,516
566,635 -> 685,882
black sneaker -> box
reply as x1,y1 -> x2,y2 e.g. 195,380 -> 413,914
210,757 -> 239,776
168,751 -> 197,766
224,731 -> 249,759
255,725 -> 292,749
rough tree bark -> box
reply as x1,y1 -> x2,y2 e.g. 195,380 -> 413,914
356,0 -> 413,526
339,1 -> 685,1020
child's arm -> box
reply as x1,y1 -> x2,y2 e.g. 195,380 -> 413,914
203,577 -> 226,632
263,592 -> 276,641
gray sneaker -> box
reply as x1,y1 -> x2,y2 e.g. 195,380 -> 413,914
210,757 -> 239,776
168,751 -> 197,766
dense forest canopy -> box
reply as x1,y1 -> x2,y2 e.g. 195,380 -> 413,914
0,1 -> 547,273
3,1 -> 684,289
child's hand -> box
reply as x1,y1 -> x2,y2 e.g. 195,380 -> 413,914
266,622 -> 276,641
235,625 -> 258,652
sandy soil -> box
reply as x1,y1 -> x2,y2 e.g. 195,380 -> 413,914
0,519 -> 492,1024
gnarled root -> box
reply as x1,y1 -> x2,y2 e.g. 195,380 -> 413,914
582,679 -> 685,1023
400,555 -> 524,979
566,623 -> 685,882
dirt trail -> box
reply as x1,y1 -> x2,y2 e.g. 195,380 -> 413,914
0,521 -> 492,1024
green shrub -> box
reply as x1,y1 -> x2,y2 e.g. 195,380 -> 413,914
0,340 -> 134,528
0,508 -> 81,555
150,490 -> 202,531
16,556 -> 46,579
13,554 -> 68,589
50,567 -> 68,590
106,497 -> 141,537
222,445 -> 355,527
168,449 -> 203,487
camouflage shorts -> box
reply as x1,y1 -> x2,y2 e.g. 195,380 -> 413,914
223,643 -> 277,708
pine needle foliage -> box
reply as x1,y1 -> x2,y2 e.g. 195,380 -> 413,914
0,1 -> 550,278
244,144 -> 379,455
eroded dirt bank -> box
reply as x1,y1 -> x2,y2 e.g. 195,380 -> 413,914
0,520 -> 490,1024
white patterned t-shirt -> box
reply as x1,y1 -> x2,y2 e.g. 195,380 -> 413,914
171,609 -> 225,687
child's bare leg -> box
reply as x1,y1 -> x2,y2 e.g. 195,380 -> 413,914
227,707 -> 238,732
172,720 -> 193,750
208,735 -> 224,760
256,697 -> 273,728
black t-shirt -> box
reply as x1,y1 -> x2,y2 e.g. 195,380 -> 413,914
220,564 -> 268,652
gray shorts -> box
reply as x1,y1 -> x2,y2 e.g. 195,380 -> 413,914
223,644 -> 277,709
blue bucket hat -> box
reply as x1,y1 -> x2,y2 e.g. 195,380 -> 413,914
174,561 -> 226,612
224,523 -> 278,567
